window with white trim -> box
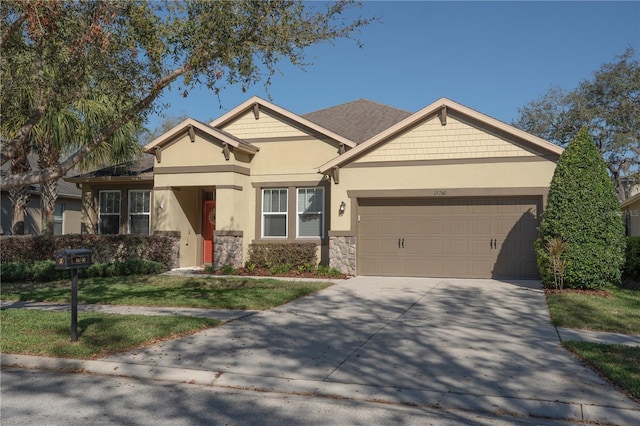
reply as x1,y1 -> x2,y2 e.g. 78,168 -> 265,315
53,203 -> 64,235
262,188 -> 288,238
128,190 -> 151,235
297,187 -> 324,238
99,190 -> 120,234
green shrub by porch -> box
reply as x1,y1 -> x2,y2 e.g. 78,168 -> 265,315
535,128 -> 625,289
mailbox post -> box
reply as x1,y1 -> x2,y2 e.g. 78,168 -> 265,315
54,249 -> 93,342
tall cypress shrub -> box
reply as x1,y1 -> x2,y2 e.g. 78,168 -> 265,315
536,128 -> 625,289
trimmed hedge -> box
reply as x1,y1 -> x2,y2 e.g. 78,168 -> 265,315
247,243 -> 317,269
0,234 -> 179,268
1,258 -> 166,283
535,128 -> 626,289
625,236 -> 640,282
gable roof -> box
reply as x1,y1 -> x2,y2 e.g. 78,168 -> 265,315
143,118 -> 259,155
317,97 -> 565,174
303,99 -> 412,144
209,96 -> 358,148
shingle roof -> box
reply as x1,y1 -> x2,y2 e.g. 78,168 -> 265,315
68,155 -> 154,179
303,99 -> 412,144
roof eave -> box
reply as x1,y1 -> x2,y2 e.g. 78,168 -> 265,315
621,192 -> 640,209
64,175 -> 154,184
317,97 -> 564,174
143,118 -> 259,155
209,96 -> 358,149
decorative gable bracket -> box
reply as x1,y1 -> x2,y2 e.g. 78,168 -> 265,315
154,148 -> 161,163
222,143 -> 231,161
331,166 -> 339,184
439,106 -> 447,126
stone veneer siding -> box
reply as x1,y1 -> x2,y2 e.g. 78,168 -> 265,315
329,235 -> 356,276
213,232 -> 243,270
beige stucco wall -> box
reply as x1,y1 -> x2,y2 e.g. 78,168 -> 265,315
330,160 -> 557,232
79,182 -> 153,235
155,133 -> 250,168
623,197 -> 640,236
151,110 -> 340,267
61,198 -> 81,234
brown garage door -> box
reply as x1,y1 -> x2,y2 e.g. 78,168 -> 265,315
357,197 -> 540,279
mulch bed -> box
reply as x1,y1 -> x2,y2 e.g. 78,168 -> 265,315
201,267 -> 350,280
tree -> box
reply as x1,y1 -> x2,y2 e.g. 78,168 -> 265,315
33,95 -> 142,235
514,48 -> 640,201
1,0 -> 373,189
535,128 -> 626,290
8,144 -> 31,235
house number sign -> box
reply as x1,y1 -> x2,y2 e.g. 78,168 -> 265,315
433,190 -> 447,196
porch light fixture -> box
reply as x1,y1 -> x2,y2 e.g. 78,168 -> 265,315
339,201 -> 346,215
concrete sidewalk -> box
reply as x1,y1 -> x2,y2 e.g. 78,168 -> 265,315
0,300 -> 256,322
2,277 -> 639,425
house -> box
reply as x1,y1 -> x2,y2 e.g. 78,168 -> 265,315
1,155 -> 81,235
621,193 -> 640,236
67,97 -> 563,279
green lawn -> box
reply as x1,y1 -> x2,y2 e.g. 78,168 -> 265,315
1,275 -> 332,359
0,309 -> 219,359
546,284 -> 640,402
563,341 -> 640,401
0,275 -> 333,310
546,285 -> 640,334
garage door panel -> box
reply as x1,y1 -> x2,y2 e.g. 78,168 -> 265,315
472,218 -> 492,234
450,220 -> 468,234
358,197 -> 540,279
449,239 -> 470,255
426,238 -> 447,255
426,220 -> 446,234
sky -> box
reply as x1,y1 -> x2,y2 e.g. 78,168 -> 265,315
146,1 -> 640,133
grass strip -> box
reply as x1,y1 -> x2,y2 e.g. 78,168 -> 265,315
546,285 -> 640,334
564,341 -> 640,402
0,309 -> 219,359
0,275 -> 333,310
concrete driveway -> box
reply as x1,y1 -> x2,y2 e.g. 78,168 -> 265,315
104,276 -> 639,424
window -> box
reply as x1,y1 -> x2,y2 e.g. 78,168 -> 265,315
99,191 -> 120,234
262,188 -> 288,237
297,187 -> 324,238
53,203 -> 64,236
129,190 -> 151,235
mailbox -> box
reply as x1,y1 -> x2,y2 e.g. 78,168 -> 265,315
54,249 -> 93,270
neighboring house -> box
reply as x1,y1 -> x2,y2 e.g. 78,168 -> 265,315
621,193 -> 640,236
1,155 -> 81,235
67,97 -> 563,279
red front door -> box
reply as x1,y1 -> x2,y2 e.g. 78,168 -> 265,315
203,200 -> 216,264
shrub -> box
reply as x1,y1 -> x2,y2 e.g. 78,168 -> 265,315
316,265 -> 343,277
219,264 -> 236,275
0,234 -> 179,269
1,259 -> 165,282
0,262 -> 29,282
248,243 -> 317,269
536,128 -> 626,289
269,263 -> 292,275
625,236 -> 640,282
